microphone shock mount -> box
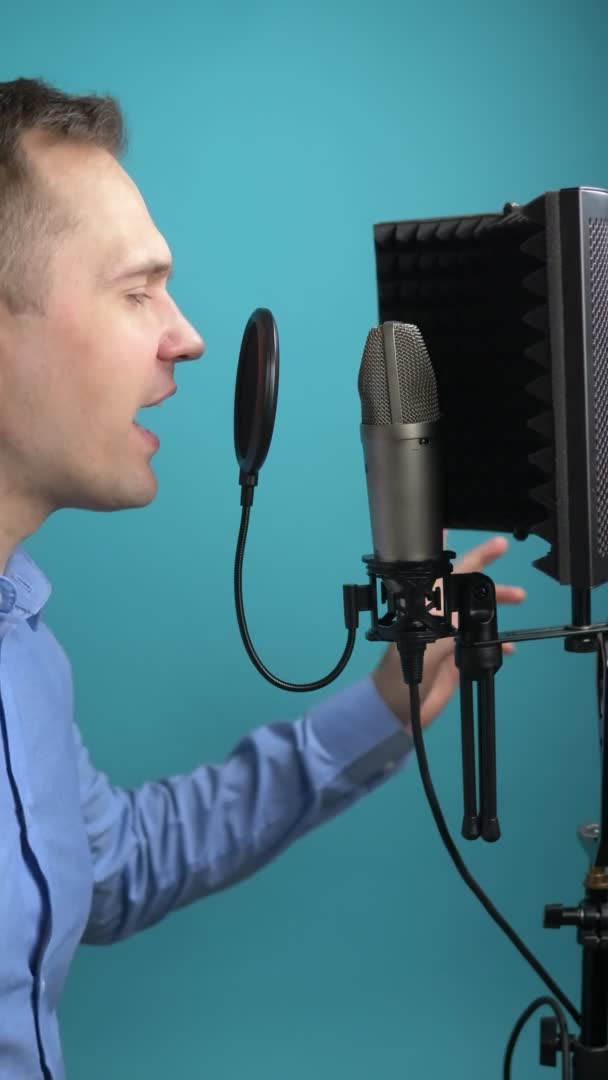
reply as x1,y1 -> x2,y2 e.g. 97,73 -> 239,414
344,550 -> 503,842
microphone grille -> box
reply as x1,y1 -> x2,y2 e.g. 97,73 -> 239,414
358,322 -> 440,425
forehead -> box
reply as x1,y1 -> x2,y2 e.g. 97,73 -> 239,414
26,133 -> 171,270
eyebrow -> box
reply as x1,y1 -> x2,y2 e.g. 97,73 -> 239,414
101,258 -> 174,287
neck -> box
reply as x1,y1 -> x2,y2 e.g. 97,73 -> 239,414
0,494 -> 50,575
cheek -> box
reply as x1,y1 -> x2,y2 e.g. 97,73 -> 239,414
48,297 -> 103,376
50,299 -> 159,399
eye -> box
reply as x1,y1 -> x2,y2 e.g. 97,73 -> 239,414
127,292 -> 152,306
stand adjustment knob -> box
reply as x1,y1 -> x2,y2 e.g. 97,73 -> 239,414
544,904 -> 582,929
544,904 -> 565,929
540,1016 -> 559,1067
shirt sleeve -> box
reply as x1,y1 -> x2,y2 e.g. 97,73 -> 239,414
78,675 -> 413,945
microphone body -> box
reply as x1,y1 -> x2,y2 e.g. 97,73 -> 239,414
357,320 -> 453,685
358,322 -> 445,605
361,418 -> 443,569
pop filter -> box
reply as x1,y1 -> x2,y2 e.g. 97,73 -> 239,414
232,307 -> 356,691
234,307 -> 279,485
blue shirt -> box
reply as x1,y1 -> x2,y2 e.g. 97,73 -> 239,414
0,546 -> 412,1079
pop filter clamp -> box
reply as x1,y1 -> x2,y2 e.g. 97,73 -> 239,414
232,307 -> 608,1077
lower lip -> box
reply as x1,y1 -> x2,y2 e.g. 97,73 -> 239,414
133,422 -> 160,451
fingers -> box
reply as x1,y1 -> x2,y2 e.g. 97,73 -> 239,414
495,584 -> 526,605
453,536 -> 509,574
453,537 -> 526,605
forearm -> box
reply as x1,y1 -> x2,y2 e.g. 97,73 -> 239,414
82,677 -> 412,944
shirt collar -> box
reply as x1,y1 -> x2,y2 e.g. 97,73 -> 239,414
0,545 -> 51,630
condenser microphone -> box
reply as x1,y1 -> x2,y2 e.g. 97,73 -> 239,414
358,322 -> 443,582
357,321 -> 453,687
356,323 -> 502,836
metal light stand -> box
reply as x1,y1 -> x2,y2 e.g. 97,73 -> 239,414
343,564 -> 608,1078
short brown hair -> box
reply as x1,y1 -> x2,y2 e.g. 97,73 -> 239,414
0,78 -> 126,314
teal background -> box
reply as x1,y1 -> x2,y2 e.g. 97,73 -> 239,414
2,2 -> 607,1076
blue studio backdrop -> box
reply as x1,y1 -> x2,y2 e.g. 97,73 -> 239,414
2,2 -> 607,1077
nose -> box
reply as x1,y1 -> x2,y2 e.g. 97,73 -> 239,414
158,301 -> 205,364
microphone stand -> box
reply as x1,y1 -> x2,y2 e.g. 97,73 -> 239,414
343,564 -> 608,1077
540,592 -> 608,1077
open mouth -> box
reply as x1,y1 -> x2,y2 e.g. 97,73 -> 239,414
133,388 -> 176,448
133,420 -> 160,450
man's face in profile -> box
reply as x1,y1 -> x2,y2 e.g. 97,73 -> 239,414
0,133 -> 204,521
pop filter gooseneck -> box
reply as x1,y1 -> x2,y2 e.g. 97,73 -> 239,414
233,308 -> 356,691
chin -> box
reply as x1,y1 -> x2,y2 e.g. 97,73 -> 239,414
122,473 -> 159,510
81,469 -> 159,513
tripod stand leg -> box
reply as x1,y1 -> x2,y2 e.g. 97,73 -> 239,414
460,675 -> 479,840
478,672 -> 500,842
